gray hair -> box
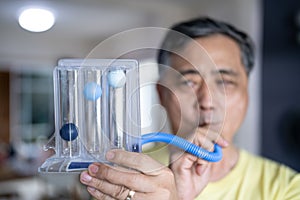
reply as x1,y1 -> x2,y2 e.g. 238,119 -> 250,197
157,17 -> 255,76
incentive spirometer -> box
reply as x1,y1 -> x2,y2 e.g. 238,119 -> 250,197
38,59 -> 222,173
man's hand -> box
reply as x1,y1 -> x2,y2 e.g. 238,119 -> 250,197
80,149 -> 178,200
169,128 -> 228,200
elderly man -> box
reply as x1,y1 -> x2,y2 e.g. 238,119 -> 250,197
80,17 -> 300,200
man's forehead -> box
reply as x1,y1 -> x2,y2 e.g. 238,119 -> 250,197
169,53 -> 216,74
162,67 -> 234,81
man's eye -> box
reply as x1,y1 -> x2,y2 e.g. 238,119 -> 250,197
216,79 -> 235,86
181,80 -> 196,87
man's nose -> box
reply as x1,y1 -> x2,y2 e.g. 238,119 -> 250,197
197,82 -> 214,110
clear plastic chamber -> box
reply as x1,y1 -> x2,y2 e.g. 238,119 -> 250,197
39,59 -> 141,173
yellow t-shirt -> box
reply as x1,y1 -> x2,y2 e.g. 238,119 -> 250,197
144,144 -> 300,200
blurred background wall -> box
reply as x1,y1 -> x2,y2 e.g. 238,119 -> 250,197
262,0 -> 300,171
0,0 -> 298,199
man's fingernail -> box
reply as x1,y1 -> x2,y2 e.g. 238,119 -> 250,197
223,140 -> 229,147
81,173 -> 92,182
106,151 -> 115,160
87,187 -> 96,192
89,164 -> 99,174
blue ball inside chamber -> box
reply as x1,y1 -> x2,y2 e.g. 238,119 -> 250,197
83,82 -> 102,101
60,123 -> 78,141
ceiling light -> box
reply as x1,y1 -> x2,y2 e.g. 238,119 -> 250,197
18,8 -> 55,32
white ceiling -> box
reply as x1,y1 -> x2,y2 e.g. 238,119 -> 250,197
0,0 -> 258,69
0,0 -> 196,68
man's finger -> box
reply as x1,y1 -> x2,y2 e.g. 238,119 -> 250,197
106,149 -> 166,175
81,170 -> 129,199
82,163 -> 155,193
196,128 -> 229,148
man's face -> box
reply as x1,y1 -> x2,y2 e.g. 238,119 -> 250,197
158,34 -> 249,142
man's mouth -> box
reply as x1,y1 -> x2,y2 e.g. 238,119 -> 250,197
198,122 -> 210,128
198,114 -> 222,129
198,114 -> 213,126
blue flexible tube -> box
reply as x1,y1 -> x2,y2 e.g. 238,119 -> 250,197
141,132 -> 222,162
